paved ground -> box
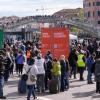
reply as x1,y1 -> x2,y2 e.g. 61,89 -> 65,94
3,72 -> 100,100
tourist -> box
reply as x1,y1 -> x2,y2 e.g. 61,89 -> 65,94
77,50 -> 86,81
52,58 -> 61,92
60,55 -> 69,91
16,51 -> 25,76
86,53 -> 95,84
26,58 -> 38,100
44,56 -> 52,90
35,53 -> 45,93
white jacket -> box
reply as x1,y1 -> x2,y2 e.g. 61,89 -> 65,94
26,65 -> 38,85
35,58 -> 45,75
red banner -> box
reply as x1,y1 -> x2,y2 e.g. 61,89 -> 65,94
41,27 -> 69,59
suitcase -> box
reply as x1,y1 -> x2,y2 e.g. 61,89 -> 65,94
18,79 -> 27,94
48,79 -> 58,94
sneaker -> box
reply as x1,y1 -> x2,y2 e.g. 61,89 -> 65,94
90,82 -> 94,84
80,78 -> 84,81
74,77 -> 77,79
27,97 -> 30,100
0,96 -> 6,99
87,82 -> 91,84
34,96 -> 37,99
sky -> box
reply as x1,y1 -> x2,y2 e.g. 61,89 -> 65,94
0,0 -> 83,17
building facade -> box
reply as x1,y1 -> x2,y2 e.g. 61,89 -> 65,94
53,8 -> 83,20
83,0 -> 100,27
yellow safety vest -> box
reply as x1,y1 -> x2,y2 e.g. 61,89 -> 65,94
77,54 -> 85,67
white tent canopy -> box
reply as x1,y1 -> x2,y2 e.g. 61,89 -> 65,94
69,34 -> 78,40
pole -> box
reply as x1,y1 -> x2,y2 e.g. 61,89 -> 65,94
0,29 -> 4,49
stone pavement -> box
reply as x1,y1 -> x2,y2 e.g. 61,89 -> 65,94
3,73 -> 100,100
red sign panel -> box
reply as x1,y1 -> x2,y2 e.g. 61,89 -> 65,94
41,27 -> 69,59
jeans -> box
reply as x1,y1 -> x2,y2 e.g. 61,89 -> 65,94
45,72 -> 52,90
4,70 -> 9,82
65,73 -> 69,89
27,85 -> 36,100
53,76 -> 61,92
96,82 -> 100,93
71,66 -> 77,78
0,77 -> 4,97
17,64 -> 23,75
61,73 -> 69,91
78,67 -> 85,80
37,74 -> 45,93
10,64 -> 14,75
87,68 -> 92,83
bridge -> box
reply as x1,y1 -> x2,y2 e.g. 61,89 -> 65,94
0,16 -> 99,36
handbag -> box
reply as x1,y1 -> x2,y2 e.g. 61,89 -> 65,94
30,74 -> 37,82
21,67 -> 31,81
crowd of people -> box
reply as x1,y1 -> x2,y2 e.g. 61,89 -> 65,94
0,38 -> 100,100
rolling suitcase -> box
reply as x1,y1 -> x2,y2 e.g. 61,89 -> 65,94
18,79 -> 27,94
48,79 -> 58,94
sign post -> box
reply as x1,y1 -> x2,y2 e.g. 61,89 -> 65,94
0,29 -> 4,49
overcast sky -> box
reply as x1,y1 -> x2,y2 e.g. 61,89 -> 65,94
0,0 -> 83,17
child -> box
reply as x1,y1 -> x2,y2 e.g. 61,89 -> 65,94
26,58 -> 38,100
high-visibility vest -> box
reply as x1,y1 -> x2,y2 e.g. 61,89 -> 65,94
77,54 -> 85,67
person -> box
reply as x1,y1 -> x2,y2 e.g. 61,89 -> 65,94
4,51 -> 12,82
26,48 -> 32,64
13,44 -> 18,74
9,51 -> 14,76
16,51 -> 25,76
0,51 -> 6,99
86,53 -> 95,84
94,51 -> 100,93
60,55 -> 69,92
26,58 -> 38,100
44,56 -> 52,90
77,50 -> 86,81
35,53 -> 45,93
52,59 -> 61,92
68,49 -> 78,79
87,42 -> 94,55
45,51 -> 53,61
20,43 -> 26,53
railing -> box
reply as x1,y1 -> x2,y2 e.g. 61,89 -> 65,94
0,16 -> 99,36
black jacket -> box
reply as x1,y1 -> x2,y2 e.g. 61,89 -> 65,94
60,60 -> 69,75
44,60 -> 52,73
68,51 -> 78,67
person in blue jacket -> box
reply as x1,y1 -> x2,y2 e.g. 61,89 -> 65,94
87,53 -> 96,84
